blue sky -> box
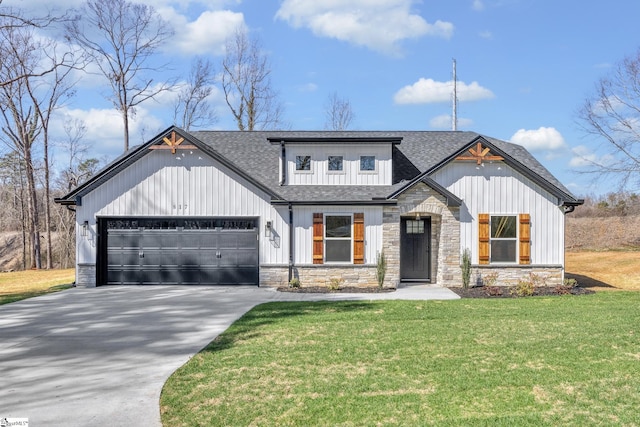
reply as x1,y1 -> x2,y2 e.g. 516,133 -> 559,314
10,0 -> 640,196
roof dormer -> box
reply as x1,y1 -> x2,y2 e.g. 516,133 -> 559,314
267,136 -> 402,186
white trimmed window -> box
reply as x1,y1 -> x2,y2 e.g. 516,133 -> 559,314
325,215 -> 352,263
296,155 -> 311,171
360,155 -> 375,171
328,155 -> 343,172
490,215 -> 517,263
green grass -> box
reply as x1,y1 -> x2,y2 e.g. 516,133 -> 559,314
0,268 -> 75,305
0,283 -> 72,305
161,293 -> 640,426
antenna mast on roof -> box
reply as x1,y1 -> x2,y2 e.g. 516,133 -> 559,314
452,58 -> 458,131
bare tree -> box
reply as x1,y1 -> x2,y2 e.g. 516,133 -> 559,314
0,1 -> 70,88
173,57 -> 217,131
0,24 -> 44,269
54,119 -> 99,268
221,29 -> 285,131
57,119 -> 100,191
324,92 -> 355,130
65,0 -> 174,151
0,151 -> 27,269
27,45 -> 77,269
578,48 -> 640,190
0,12 -> 76,270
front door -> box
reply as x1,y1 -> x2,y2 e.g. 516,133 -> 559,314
400,217 -> 431,281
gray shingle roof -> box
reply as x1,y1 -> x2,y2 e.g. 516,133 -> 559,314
190,130 -> 579,204
57,128 -> 580,205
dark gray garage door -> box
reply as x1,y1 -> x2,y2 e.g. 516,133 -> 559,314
104,218 -> 259,285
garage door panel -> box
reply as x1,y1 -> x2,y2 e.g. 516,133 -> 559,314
104,217 -> 258,286
107,250 -> 138,268
113,232 -> 141,249
237,250 -> 258,266
180,251 -> 201,266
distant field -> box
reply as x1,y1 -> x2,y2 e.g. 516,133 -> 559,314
566,251 -> 640,290
0,269 -> 75,305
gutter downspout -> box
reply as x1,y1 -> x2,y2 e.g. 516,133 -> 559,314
280,142 -> 286,186
288,202 -> 293,283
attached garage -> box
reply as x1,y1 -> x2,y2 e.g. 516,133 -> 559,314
97,217 -> 259,285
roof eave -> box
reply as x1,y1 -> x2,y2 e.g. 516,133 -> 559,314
267,136 -> 403,145
425,135 -> 581,204
386,176 -> 462,207
55,126 -> 283,204
271,199 -> 397,206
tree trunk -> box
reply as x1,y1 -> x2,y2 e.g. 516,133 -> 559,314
43,128 -> 53,269
24,150 -> 41,269
123,108 -> 129,152
18,187 -> 26,270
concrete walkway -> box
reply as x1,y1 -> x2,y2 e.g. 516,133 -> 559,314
0,285 -> 458,426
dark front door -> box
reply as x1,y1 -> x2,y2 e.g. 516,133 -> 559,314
400,217 -> 431,281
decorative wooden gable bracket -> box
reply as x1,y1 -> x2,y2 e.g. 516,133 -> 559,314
149,130 -> 197,154
455,142 -> 504,165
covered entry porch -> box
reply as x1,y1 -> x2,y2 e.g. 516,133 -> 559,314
383,181 -> 462,288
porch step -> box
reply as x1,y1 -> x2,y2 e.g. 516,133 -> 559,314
399,282 -> 441,289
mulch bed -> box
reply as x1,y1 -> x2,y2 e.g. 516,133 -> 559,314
277,286 -> 396,293
277,285 -> 595,297
449,286 -> 595,298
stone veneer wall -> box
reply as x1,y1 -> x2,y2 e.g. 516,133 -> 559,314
383,183 -> 462,288
471,266 -> 564,287
259,266 -> 289,288
260,265 -> 379,288
77,263 -> 96,288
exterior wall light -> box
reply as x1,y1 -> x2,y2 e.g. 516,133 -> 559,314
82,220 -> 89,237
265,221 -> 273,238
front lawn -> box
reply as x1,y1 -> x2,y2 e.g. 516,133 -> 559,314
161,292 -> 640,426
0,268 -> 75,305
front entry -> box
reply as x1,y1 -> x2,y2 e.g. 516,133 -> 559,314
400,217 -> 431,282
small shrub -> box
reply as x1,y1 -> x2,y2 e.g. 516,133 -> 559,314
461,248 -> 472,289
555,278 -> 578,295
376,251 -> 387,289
528,272 -> 548,287
512,279 -> 534,297
288,278 -> 300,288
482,272 -> 499,287
554,284 -> 571,295
327,277 -> 344,291
485,286 -> 503,297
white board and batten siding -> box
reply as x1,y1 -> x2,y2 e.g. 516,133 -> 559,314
286,144 -> 392,186
76,150 -> 289,266
293,206 -> 383,265
431,161 -> 565,265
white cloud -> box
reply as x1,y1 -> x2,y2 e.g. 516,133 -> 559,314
472,0 -> 485,11
298,83 -> 319,92
479,30 -> 492,39
394,78 -> 494,104
510,127 -> 567,152
429,114 -> 473,129
275,0 -> 454,55
569,145 -> 594,167
55,107 -> 164,155
161,8 -> 245,56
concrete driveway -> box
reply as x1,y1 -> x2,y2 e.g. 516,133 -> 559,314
0,285 -> 458,426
